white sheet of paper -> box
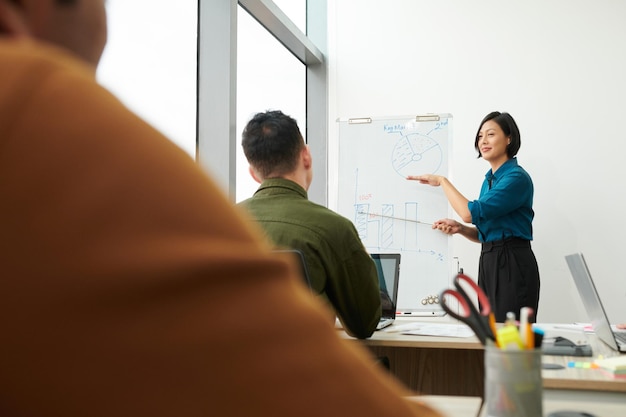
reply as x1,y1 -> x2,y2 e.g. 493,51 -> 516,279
401,323 -> 475,338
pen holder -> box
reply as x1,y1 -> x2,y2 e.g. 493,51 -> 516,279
480,346 -> 543,417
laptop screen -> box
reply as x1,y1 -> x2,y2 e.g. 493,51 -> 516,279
371,253 -> 401,316
565,253 -> 620,351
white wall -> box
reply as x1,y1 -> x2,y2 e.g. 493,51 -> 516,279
328,0 -> 626,323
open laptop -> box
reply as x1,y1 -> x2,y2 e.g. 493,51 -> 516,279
565,253 -> 626,352
371,253 -> 401,330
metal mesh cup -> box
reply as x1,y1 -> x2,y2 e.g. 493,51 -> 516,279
481,346 -> 543,417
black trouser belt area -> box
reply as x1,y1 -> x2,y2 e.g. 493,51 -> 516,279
481,237 -> 530,252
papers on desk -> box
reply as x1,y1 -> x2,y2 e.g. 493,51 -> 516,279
390,322 -> 475,338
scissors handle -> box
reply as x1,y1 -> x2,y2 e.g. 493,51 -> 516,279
440,273 -> 498,345
454,274 -> 498,343
440,289 -> 472,322
440,289 -> 489,344
454,273 -> 492,316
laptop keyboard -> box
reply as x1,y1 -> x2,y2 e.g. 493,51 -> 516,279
376,318 -> 393,330
615,331 -> 626,344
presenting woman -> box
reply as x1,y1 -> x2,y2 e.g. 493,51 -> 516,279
408,111 -> 540,322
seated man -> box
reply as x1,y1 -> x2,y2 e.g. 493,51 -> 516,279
0,1 -> 443,417
239,110 -> 381,339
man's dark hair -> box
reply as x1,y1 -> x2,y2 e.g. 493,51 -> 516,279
241,110 -> 305,179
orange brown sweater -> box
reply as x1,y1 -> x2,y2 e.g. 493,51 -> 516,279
0,39 -> 443,417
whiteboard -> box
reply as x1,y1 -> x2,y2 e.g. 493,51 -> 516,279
337,114 -> 453,314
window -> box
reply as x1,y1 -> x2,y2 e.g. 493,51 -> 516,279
235,4 -> 306,202
98,0 -> 197,157
100,1 -> 327,204
198,0 -> 326,203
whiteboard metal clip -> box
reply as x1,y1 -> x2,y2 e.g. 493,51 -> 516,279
415,114 -> 440,122
348,117 -> 372,124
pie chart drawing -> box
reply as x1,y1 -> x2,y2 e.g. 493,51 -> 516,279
392,133 -> 442,177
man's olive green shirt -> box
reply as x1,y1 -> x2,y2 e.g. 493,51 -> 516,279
238,178 -> 381,339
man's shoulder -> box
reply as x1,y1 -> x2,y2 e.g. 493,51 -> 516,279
302,200 -> 352,222
306,204 -> 363,241
239,191 -> 357,236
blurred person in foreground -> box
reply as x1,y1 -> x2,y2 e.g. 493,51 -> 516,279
0,1 -> 442,416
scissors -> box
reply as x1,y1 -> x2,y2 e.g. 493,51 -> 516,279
440,273 -> 497,345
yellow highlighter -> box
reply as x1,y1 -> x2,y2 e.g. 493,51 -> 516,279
497,324 -> 524,350
497,311 -> 525,350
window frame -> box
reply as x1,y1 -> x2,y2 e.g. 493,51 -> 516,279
196,0 -> 328,204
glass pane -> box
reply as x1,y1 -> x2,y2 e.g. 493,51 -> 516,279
236,6 -> 306,203
273,0 -> 306,33
97,0 -> 197,158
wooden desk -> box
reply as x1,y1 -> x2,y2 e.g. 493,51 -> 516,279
341,318 -> 626,398
341,318 -> 484,396
530,324 -> 625,396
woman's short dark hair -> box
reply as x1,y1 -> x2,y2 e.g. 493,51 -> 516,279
474,111 -> 521,159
